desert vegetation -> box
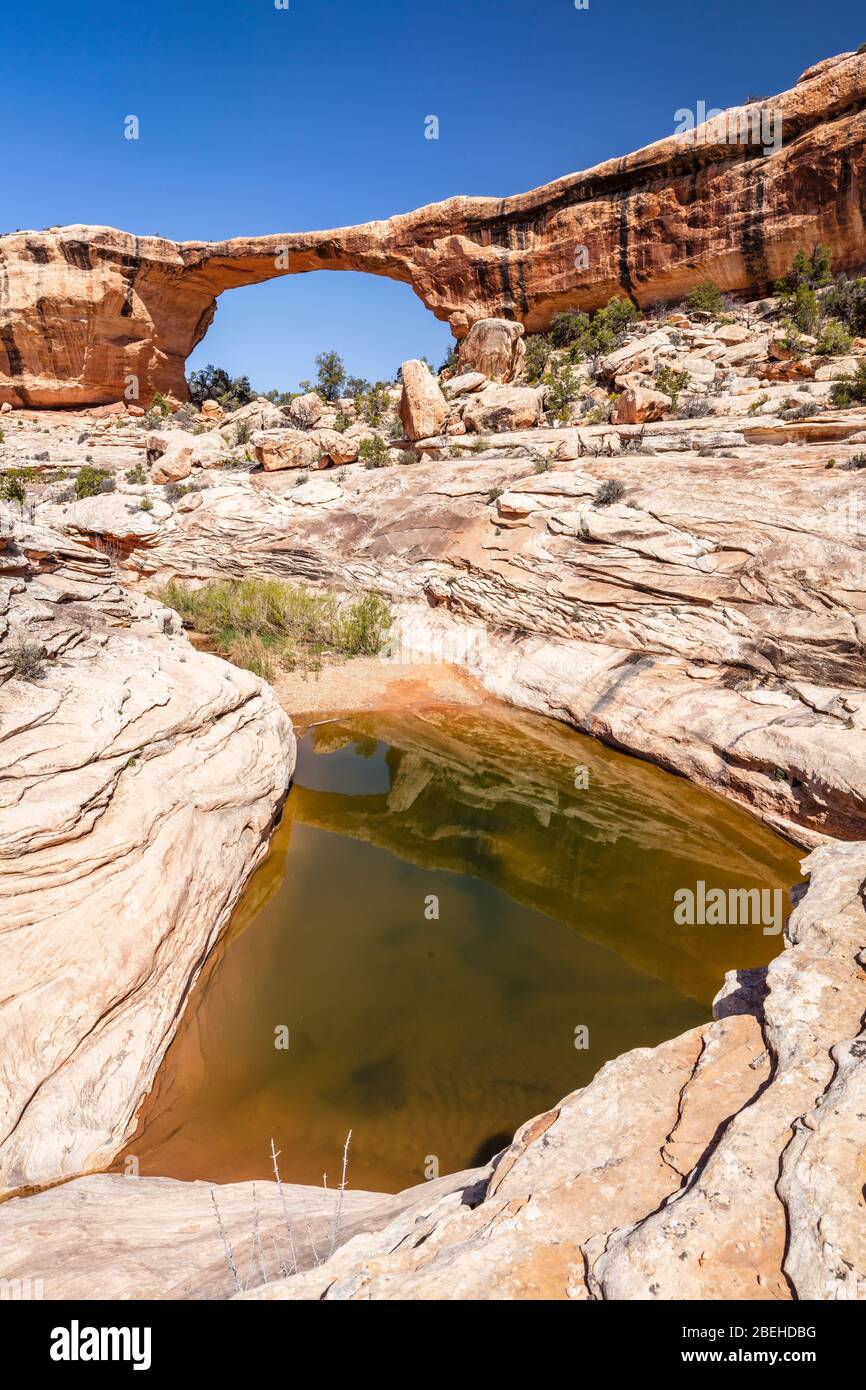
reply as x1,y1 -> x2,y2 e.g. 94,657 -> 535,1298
157,577 -> 393,680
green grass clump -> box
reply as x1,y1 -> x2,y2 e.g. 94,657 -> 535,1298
157,578 -> 393,680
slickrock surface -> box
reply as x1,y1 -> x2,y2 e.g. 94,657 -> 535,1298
232,841 -> 865,1300
0,520 -> 293,1196
2,49 -> 865,405
0,1168 -> 475,1300
111,429 -> 866,848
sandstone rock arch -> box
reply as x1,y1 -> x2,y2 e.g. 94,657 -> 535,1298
1,48 -> 865,407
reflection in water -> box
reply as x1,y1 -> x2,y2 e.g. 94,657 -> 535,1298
120,703 -> 801,1194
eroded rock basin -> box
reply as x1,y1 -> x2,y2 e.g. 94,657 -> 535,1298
119,701 -> 800,1195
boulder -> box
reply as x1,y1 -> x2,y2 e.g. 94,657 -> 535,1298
219,398 -> 286,440
285,392 -> 324,429
399,360 -> 448,441
600,330 -> 671,378
200,399 -> 224,421
251,429 -> 323,471
611,385 -> 672,425
462,384 -> 545,434
443,371 -> 487,397
150,431 -> 226,484
458,319 -> 526,383
308,428 -> 360,465
815,356 -> 858,381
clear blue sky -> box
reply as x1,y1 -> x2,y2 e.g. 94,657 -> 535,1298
2,0 -> 862,393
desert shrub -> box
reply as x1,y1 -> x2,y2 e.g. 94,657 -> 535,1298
233,420 -> 251,447
842,452 -> 866,471
360,383 -> 393,428
6,640 -> 45,680
150,392 -> 172,418
523,335 -> 552,383
359,436 -> 390,468
815,319 -> 853,356
156,577 -> 393,677
775,245 -> 834,298
679,393 -> 709,419
581,297 -> 640,358
549,311 -> 591,349
125,461 -> 147,484
686,280 -> 725,316
545,365 -> 580,424
187,364 -> 255,412
0,468 -> 31,505
163,482 -> 190,503
333,410 -> 352,433
75,466 -> 115,499
139,495 -> 154,512
656,365 -> 690,408
594,479 -> 626,506
823,276 -> 866,337
787,283 -> 822,335
831,362 -> 866,407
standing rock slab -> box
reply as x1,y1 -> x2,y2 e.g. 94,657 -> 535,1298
399,360 -> 448,442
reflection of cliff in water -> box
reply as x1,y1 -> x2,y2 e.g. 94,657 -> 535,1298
293,704 -> 800,1005
120,702 -> 800,1195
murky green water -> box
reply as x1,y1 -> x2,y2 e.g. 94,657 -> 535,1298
121,703 -> 801,1194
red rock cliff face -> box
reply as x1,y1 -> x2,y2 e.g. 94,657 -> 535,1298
2,50 -> 865,406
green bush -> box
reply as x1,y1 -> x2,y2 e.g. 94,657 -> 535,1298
549,311 -> 591,349
360,383 -> 392,427
125,461 -> 147,485
655,366 -> 690,408
830,361 -> 866,407
545,365 -> 580,424
359,436 -> 390,468
686,280 -> 725,316
815,319 -> 853,356
75,466 -> 114,499
823,276 -> 866,337
0,468 -> 31,505
156,577 -> 393,677
788,283 -> 821,335
775,245 -> 833,298
524,335 -> 552,383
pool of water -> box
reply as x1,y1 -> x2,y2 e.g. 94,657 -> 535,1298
119,702 -> 801,1194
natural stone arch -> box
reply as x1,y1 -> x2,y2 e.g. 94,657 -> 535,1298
1,49 -> 865,406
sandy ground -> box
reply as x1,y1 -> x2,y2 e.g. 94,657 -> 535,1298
271,656 -> 488,732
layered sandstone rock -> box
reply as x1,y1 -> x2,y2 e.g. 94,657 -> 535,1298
0,519 -> 293,1195
2,50 -> 865,406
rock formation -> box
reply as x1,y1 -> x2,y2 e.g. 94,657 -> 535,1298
0,520 -> 293,1195
2,49 -> 865,406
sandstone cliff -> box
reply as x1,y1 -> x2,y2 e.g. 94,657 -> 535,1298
2,48 -> 865,406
